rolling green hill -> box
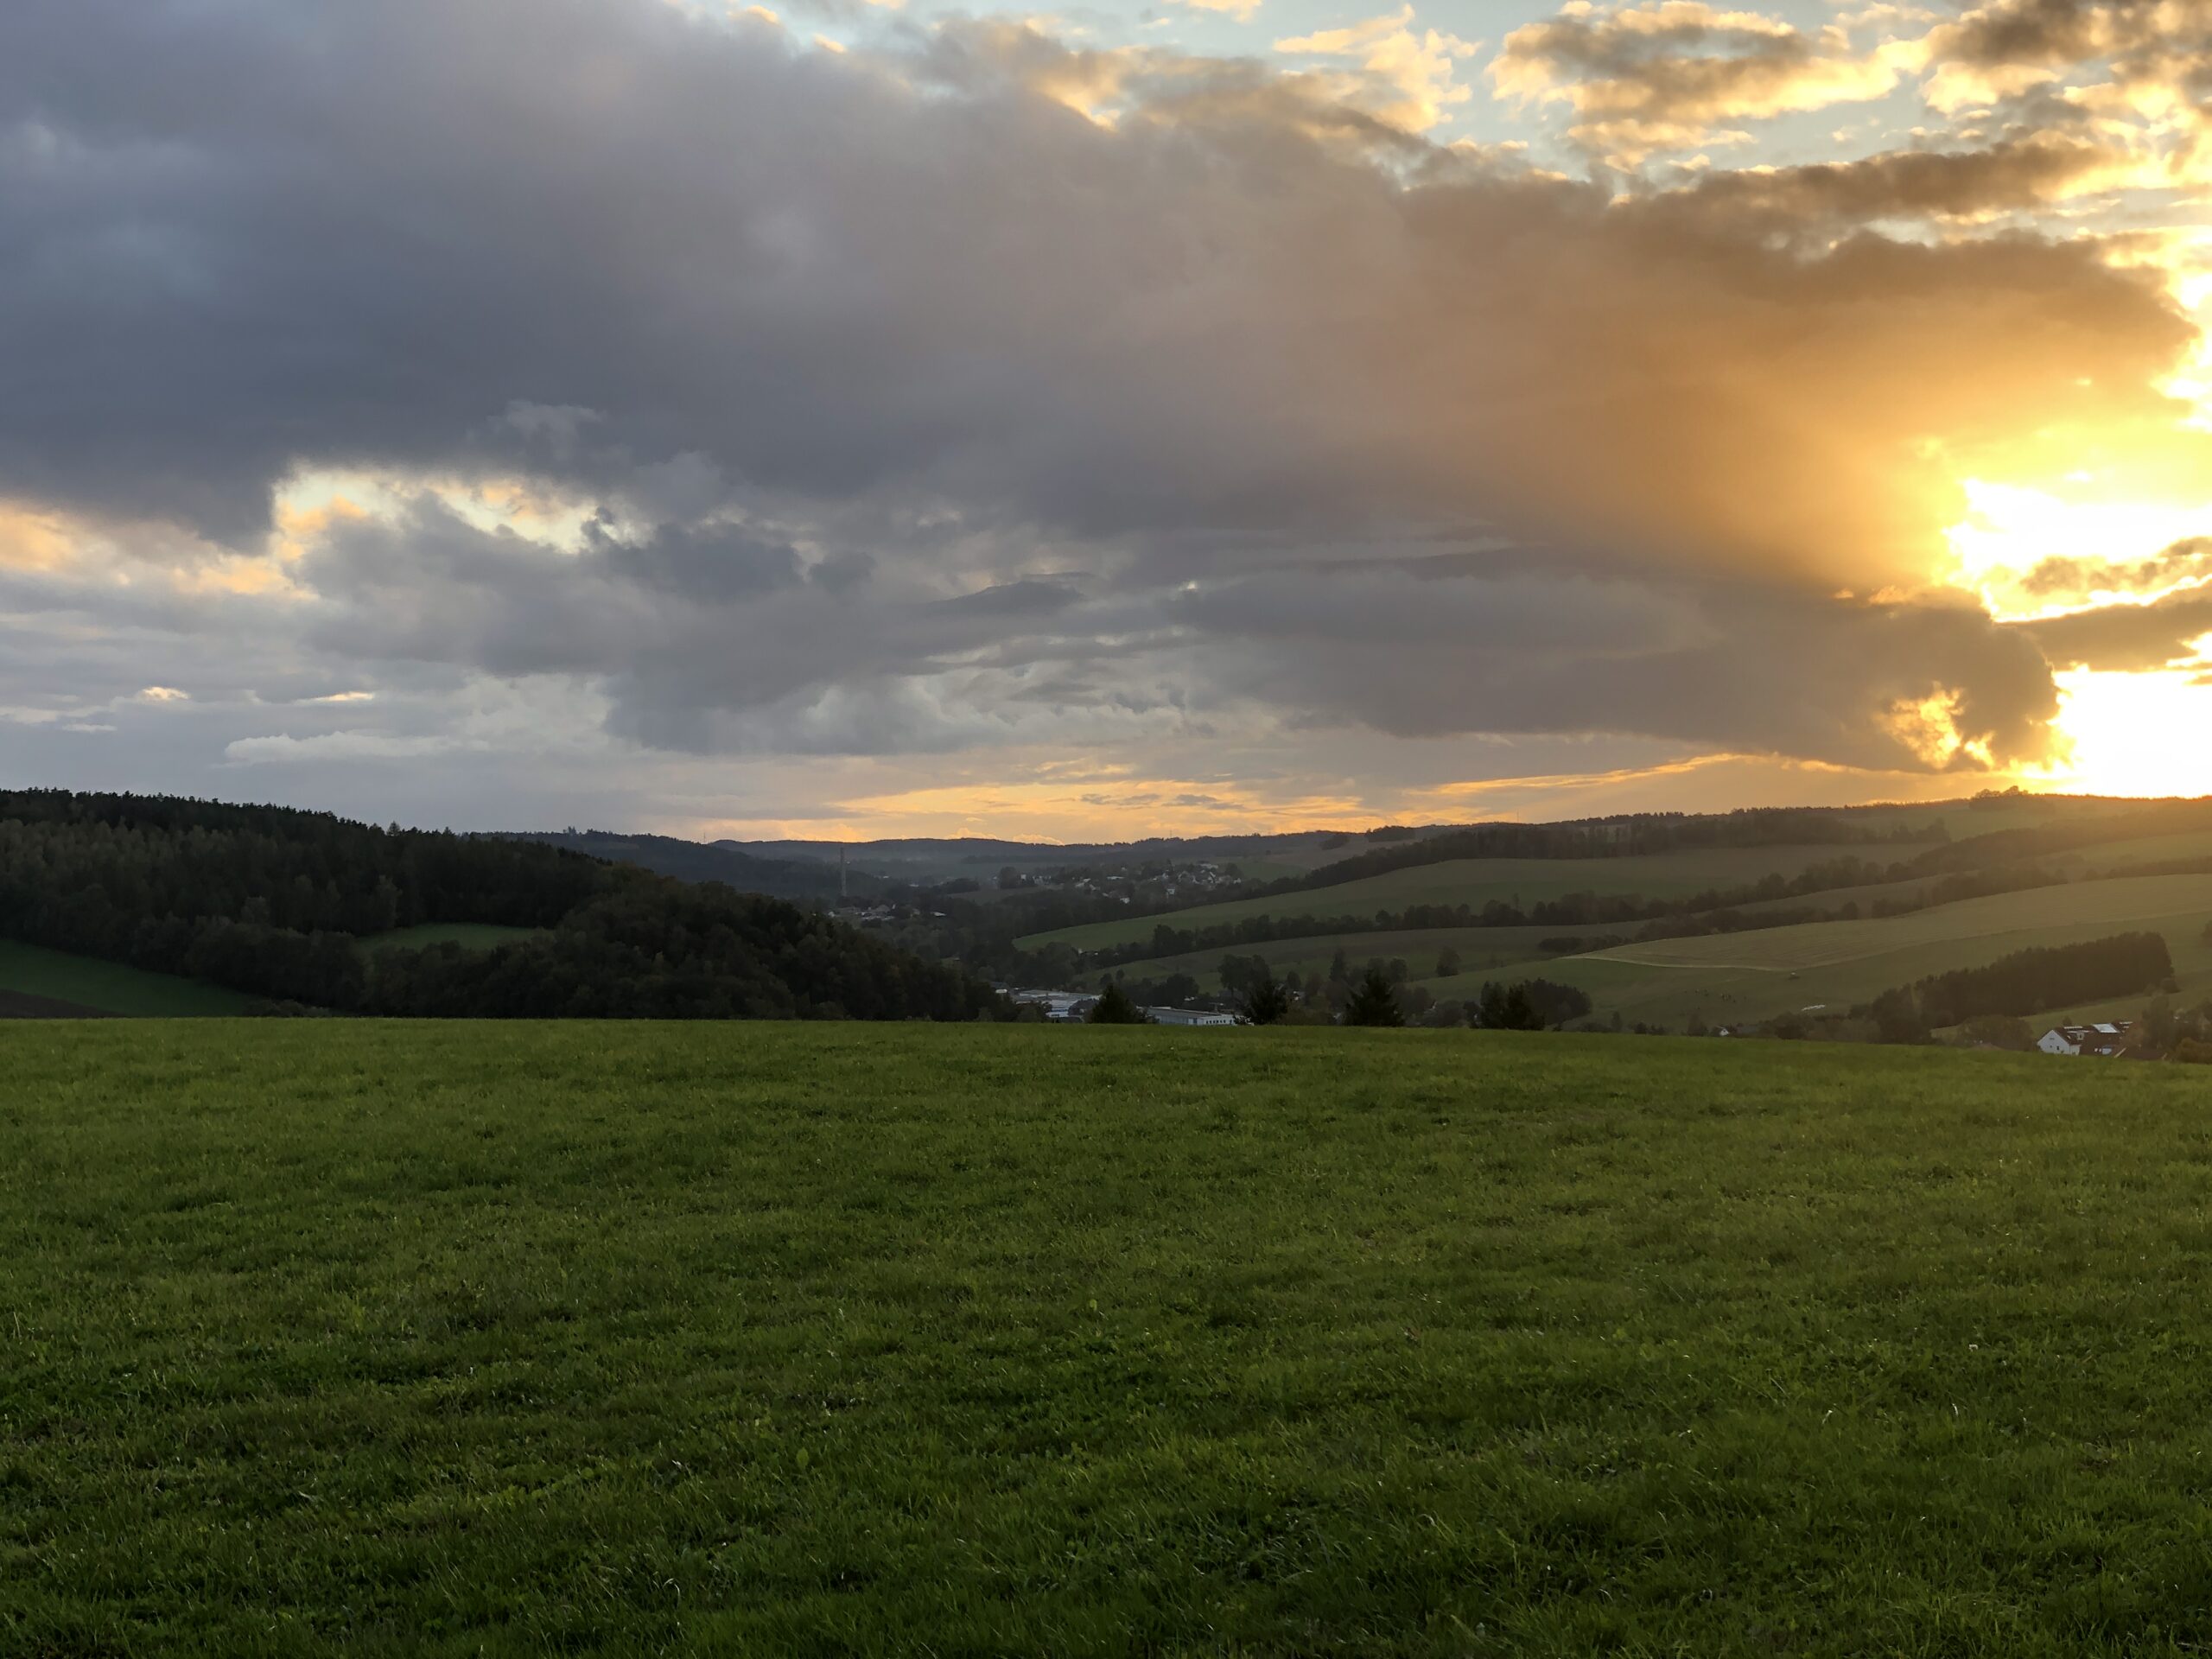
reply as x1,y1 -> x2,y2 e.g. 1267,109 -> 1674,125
2055,824 -> 2212,874
734,828 -> 1434,887
0,789 -> 1001,1020
504,830 -> 880,901
6,1023 -> 2212,1652
1096,921 -> 1638,990
1423,874 -> 2212,1029
1040,797 -> 2212,1014
1022,842 -> 1894,953
1842,794 -> 2138,842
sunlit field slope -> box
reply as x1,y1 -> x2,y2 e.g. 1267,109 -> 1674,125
7,1023 -> 2212,1654
1425,874 -> 2212,1029
1023,843 -> 1891,953
1089,920 -> 1640,989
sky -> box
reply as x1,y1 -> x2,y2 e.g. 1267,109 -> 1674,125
3,0 -> 2210,842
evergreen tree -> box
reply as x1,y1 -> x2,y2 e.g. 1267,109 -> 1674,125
2139,995 -> 2178,1052
1344,967 -> 1403,1027
1475,982 -> 1545,1030
1242,974 -> 1290,1026
1870,987 -> 1929,1045
1088,982 -> 1147,1024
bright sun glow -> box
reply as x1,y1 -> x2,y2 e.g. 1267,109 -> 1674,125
1946,480 -> 2212,620
1945,464 -> 2212,798
2036,662 -> 2212,798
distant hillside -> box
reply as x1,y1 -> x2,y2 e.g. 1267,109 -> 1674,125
0,791 -> 999,1020
503,829 -> 884,901
734,826 -> 1466,885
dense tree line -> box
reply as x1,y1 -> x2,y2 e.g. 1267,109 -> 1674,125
1475,978 -> 1592,1028
1888,932 -> 2175,1031
0,789 -> 606,938
0,790 -> 1002,1020
362,882 -> 1002,1020
503,830 -> 881,902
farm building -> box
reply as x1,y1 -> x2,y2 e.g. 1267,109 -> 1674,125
1149,1007 -> 1238,1027
1007,989 -> 1099,1021
2037,1021 -> 2134,1057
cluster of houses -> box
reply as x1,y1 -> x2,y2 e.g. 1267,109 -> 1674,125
1044,859 -> 1244,906
1006,988 -> 1238,1026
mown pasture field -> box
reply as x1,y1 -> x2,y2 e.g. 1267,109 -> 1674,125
1590,874 -> 2212,974
1022,843 -> 1899,954
5,1023 -> 2212,1654
0,938 -> 254,1016
1424,874 -> 2212,1029
1089,921 -> 1637,992
2058,825 -> 2212,875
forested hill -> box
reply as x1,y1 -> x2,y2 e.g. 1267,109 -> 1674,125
501,829 -> 882,902
0,791 -> 1001,1020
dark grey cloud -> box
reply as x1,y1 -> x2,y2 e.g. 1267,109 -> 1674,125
266,493 -> 2061,770
2019,537 -> 2212,600
1181,570 -> 2059,767
583,518 -> 804,605
1920,0 -> 2212,130
2022,586 -> 2212,671
1929,0 -> 2184,73
1637,133 -> 2122,238
285,494 -> 1183,754
2,0 -> 2187,569
1490,3 -> 1911,159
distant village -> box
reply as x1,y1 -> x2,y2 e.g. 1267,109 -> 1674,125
837,855 -> 1246,931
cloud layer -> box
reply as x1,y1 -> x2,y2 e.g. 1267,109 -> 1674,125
0,0 -> 2207,829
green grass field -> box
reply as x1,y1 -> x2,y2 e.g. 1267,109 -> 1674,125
7,1023 -> 2212,1653
1101,921 -> 1637,992
1024,843 -> 1897,953
1842,796 -> 2135,843
1423,874 -> 2212,1030
359,923 -> 543,953
2062,825 -> 2212,874
0,939 -> 255,1016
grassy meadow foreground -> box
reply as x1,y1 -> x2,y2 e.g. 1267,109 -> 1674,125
5,1025 -> 2212,1654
